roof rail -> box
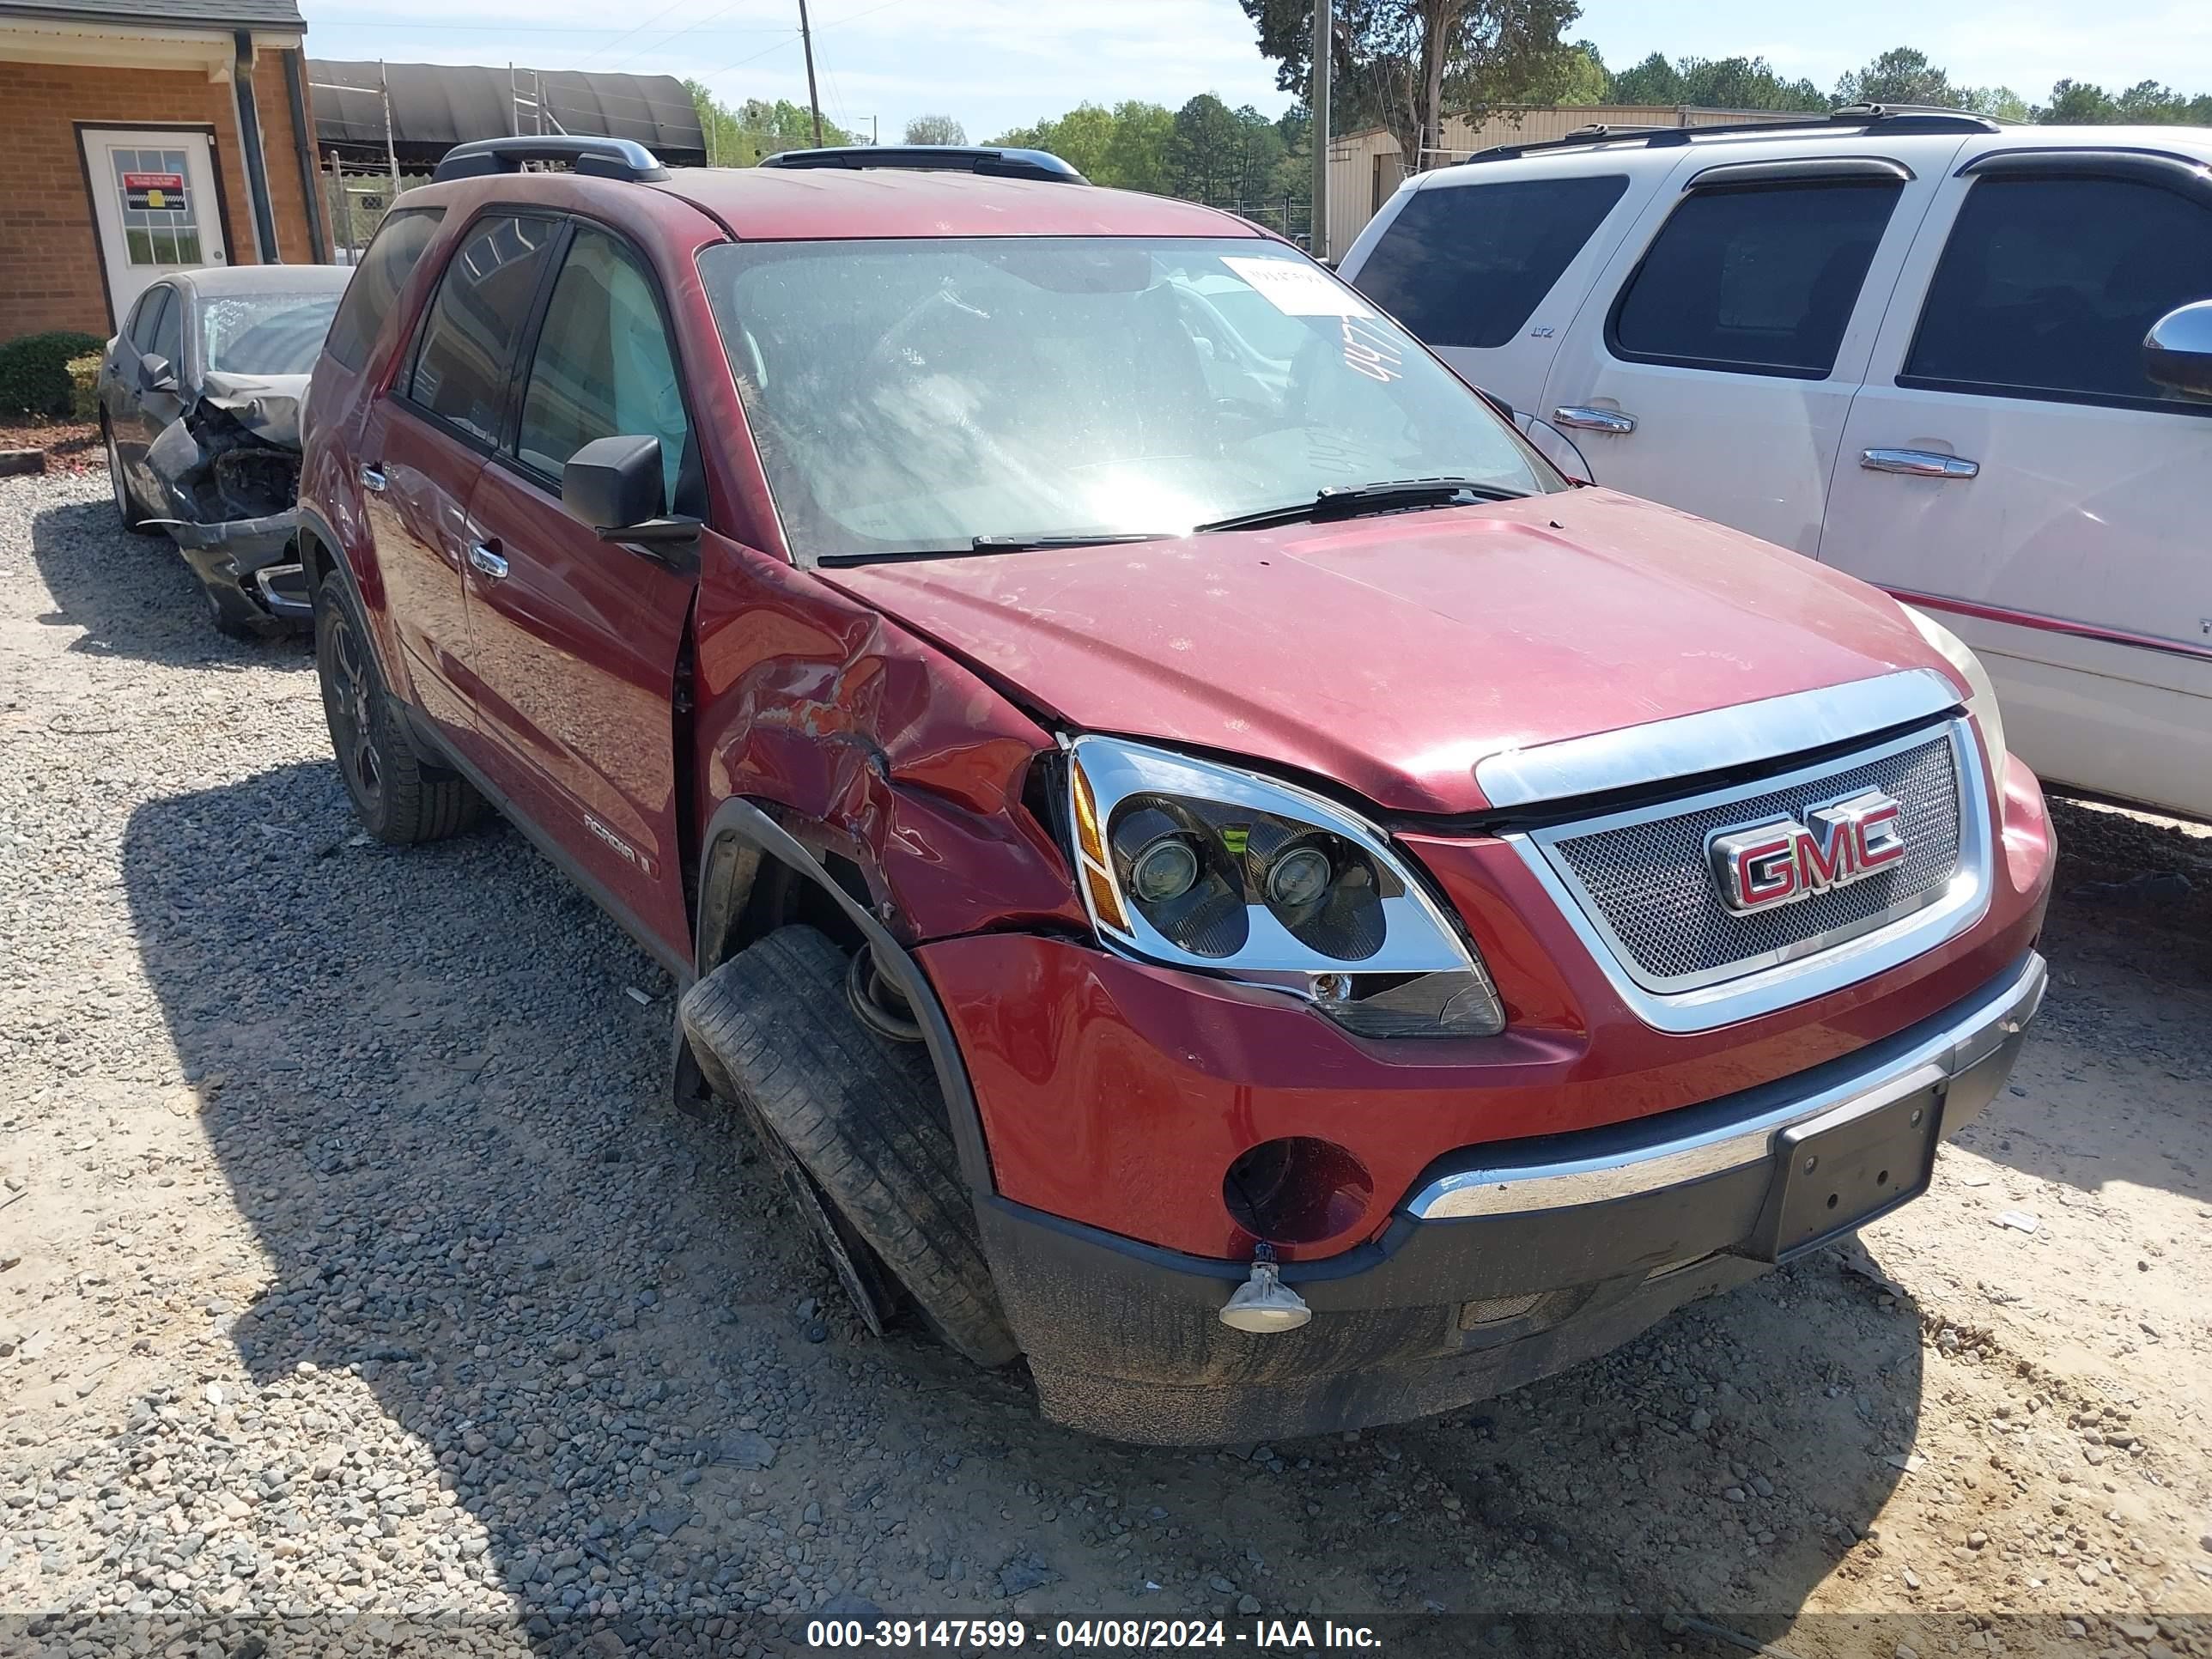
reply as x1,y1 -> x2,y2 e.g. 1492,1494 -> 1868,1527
433,136 -> 669,185
759,145 -> 1089,185
1459,105 -> 1999,167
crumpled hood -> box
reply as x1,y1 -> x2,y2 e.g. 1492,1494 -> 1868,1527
198,369 -> 308,448
818,489 -> 1959,816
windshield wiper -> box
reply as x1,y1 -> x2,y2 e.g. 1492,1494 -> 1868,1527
817,532 -> 1176,567
969,532 -> 1178,551
1195,477 -> 1528,536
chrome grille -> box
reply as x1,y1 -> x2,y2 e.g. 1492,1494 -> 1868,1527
1547,733 -> 1962,988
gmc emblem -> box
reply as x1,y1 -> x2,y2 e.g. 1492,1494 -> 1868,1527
1709,789 -> 1907,915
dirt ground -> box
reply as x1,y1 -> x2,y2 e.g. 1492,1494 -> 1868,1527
0,420 -> 100,476
2,470 -> 2209,1657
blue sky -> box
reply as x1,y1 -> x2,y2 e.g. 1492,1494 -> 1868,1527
297,0 -> 2212,143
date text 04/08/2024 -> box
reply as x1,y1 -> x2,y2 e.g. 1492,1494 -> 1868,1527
803,1620 -> 1384,1650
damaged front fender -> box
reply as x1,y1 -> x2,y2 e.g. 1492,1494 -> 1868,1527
690,529 -> 1085,950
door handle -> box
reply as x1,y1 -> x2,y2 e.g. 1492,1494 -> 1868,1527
1861,447 -> 1978,480
468,541 -> 509,580
359,464 -> 387,492
1553,405 -> 1637,434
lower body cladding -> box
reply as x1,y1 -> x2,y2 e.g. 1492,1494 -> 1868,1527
968,953 -> 2045,1444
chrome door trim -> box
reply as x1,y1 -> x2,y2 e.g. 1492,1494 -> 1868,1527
1503,719 -> 1994,1033
467,542 -> 509,579
1474,668 -> 1960,810
1862,447 -> 1979,479
1405,951 -> 2045,1218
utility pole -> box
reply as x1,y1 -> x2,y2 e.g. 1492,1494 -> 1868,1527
379,59 -> 401,200
796,0 -> 824,149
1310,0 -> 1330,262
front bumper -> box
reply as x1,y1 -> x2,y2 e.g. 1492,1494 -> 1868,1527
977,951 -> 2045,1444
167,509 -> 310,623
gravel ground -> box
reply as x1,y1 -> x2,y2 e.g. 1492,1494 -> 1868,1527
3,470 -> 2211,1658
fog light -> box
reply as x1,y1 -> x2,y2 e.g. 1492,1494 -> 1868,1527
1218,1245 -> 1312,1334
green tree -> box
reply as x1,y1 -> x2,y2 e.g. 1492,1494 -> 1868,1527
687,82 -> 855,164
1607,50 -> 1682,103
1241,0 -> 1583,171
1833,46 -> 1957,107
1550,39 -> 1610,105
1599,51 -> 1822,111
2039,78 -> 2118,122
990,100 -> 1174,191
1169,94 -> 1244,204
903,114 -> 966,146
1965,85 -> 2032,121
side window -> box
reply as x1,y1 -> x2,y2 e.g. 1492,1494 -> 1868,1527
1610,180 -> 1902,378
1352,175 -> 1630,348
126,287 -> 168,353
515,226 -> 692,508
323,207 -> 444,372
405,214 -> 560,447
149,287 -> 185,375
1903,176 -> 2212,409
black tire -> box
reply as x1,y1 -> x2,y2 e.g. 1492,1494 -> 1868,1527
313,574 -> 485,844
681,925 -> 1020,1368
103,419 -> 158,535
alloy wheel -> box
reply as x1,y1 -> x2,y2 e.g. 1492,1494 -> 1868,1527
324,605 -> 383,813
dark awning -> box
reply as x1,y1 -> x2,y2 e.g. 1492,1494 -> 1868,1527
307,59 -> 706,169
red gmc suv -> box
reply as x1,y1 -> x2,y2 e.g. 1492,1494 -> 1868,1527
297,137 -> 2053,1445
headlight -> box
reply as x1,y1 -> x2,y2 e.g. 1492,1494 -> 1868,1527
1066,735 -> 1504,1038
1901,605 -> 2007,771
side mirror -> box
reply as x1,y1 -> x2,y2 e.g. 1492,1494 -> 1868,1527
137,352 -> 177,393
561,434 -> 696,544
2144,300 -> 2212,401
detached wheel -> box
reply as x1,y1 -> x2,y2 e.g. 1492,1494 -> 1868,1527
313,576 -> 484,844
103,421 -> 157,535
681,925 -> 1019,1368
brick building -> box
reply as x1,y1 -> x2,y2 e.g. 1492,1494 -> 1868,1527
0,0 -> 325,342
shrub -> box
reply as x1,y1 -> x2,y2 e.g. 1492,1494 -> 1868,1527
65,355 -> 102,422
0,330 -> 106,418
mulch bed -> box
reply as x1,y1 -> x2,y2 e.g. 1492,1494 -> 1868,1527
0,417 -> 103,475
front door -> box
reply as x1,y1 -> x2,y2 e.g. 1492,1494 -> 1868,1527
459,222 -> 701,963
79,128 -> 228,328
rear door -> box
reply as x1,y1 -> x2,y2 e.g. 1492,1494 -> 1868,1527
1819,141 -> 2212,816
1538,134 -> 1969,553
370,212 -> 562,742
458,219 -> 702,962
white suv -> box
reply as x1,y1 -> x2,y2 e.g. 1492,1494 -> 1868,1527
1340,109 -> 2212,821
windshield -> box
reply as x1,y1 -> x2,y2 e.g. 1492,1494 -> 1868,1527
201,292 -> 344,375
697,236 -> 1556,560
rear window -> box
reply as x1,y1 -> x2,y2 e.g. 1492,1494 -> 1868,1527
322,207 -> 443,372
1609,179 -> 1900,379
1352,175 -> 1629,348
